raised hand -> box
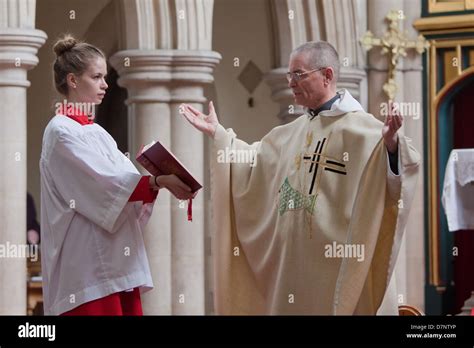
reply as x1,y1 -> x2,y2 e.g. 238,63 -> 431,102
180,101 -> 219,138
383,103 -> 403,154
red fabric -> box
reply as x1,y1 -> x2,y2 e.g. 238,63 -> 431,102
188,198 -> 193,221
129,176 -> 158,204
60,288 -> 143,316
59,105 -> 94,125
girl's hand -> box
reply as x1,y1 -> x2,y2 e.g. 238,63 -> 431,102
156,174 -> 196,200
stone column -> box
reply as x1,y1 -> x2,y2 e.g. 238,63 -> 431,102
400,0 -> 425,312
0,24 -> 46,313
367,0 -> 403,118
366,0 -> 425,311
367,0 -> 406,310
110,50 -> 220,314
265,67 -> 300,123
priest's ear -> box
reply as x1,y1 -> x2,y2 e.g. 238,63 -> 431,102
66,73 -> 78,91
323,67 -> 335,85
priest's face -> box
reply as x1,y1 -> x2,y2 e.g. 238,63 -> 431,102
68,57 -> 108,105
288,52 -> 331,109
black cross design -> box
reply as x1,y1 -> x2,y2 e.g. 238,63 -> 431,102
303,138 -> 325,195
303,137 -> 347,195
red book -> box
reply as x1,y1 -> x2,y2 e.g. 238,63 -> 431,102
136,141 -> 202,193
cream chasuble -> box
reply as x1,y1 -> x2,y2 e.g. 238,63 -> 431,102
211,89 -> 420,315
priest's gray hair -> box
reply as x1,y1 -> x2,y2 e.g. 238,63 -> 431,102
291,41 -> 340,83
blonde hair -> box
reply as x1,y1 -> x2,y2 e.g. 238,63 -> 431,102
52,34 -> 105,96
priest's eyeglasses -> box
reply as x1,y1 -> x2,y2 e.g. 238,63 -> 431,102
286,67 -> 325,82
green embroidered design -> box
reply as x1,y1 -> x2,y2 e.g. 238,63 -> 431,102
278,177 -> 317,216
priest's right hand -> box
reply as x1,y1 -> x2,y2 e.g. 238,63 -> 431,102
155,174 -> 195,200
180,101 -> 219,138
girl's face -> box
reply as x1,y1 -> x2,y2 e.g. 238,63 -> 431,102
68,57 -> 108,105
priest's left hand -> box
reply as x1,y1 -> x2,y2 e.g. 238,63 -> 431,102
382,103 -> 403,154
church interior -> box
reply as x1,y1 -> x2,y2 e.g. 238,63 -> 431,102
0,0 -> 473,317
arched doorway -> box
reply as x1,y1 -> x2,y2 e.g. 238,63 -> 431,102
435,69 -> 474,314
427,64 -> 474,314
414,5 -> 474,314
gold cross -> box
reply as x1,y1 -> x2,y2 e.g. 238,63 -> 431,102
360,10 -> 429,101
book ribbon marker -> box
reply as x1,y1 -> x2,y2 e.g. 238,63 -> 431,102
188,198 -> 193,221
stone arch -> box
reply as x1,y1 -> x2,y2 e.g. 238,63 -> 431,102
266,0 -> 368,121
116,0 -> 214,50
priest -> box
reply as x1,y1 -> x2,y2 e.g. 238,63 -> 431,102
181,41 -> 420,315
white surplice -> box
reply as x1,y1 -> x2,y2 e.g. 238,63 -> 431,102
442,149 -> 474,232
40,115 -> 154,315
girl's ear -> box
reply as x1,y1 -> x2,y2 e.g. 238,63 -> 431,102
66,73 -> 77,90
